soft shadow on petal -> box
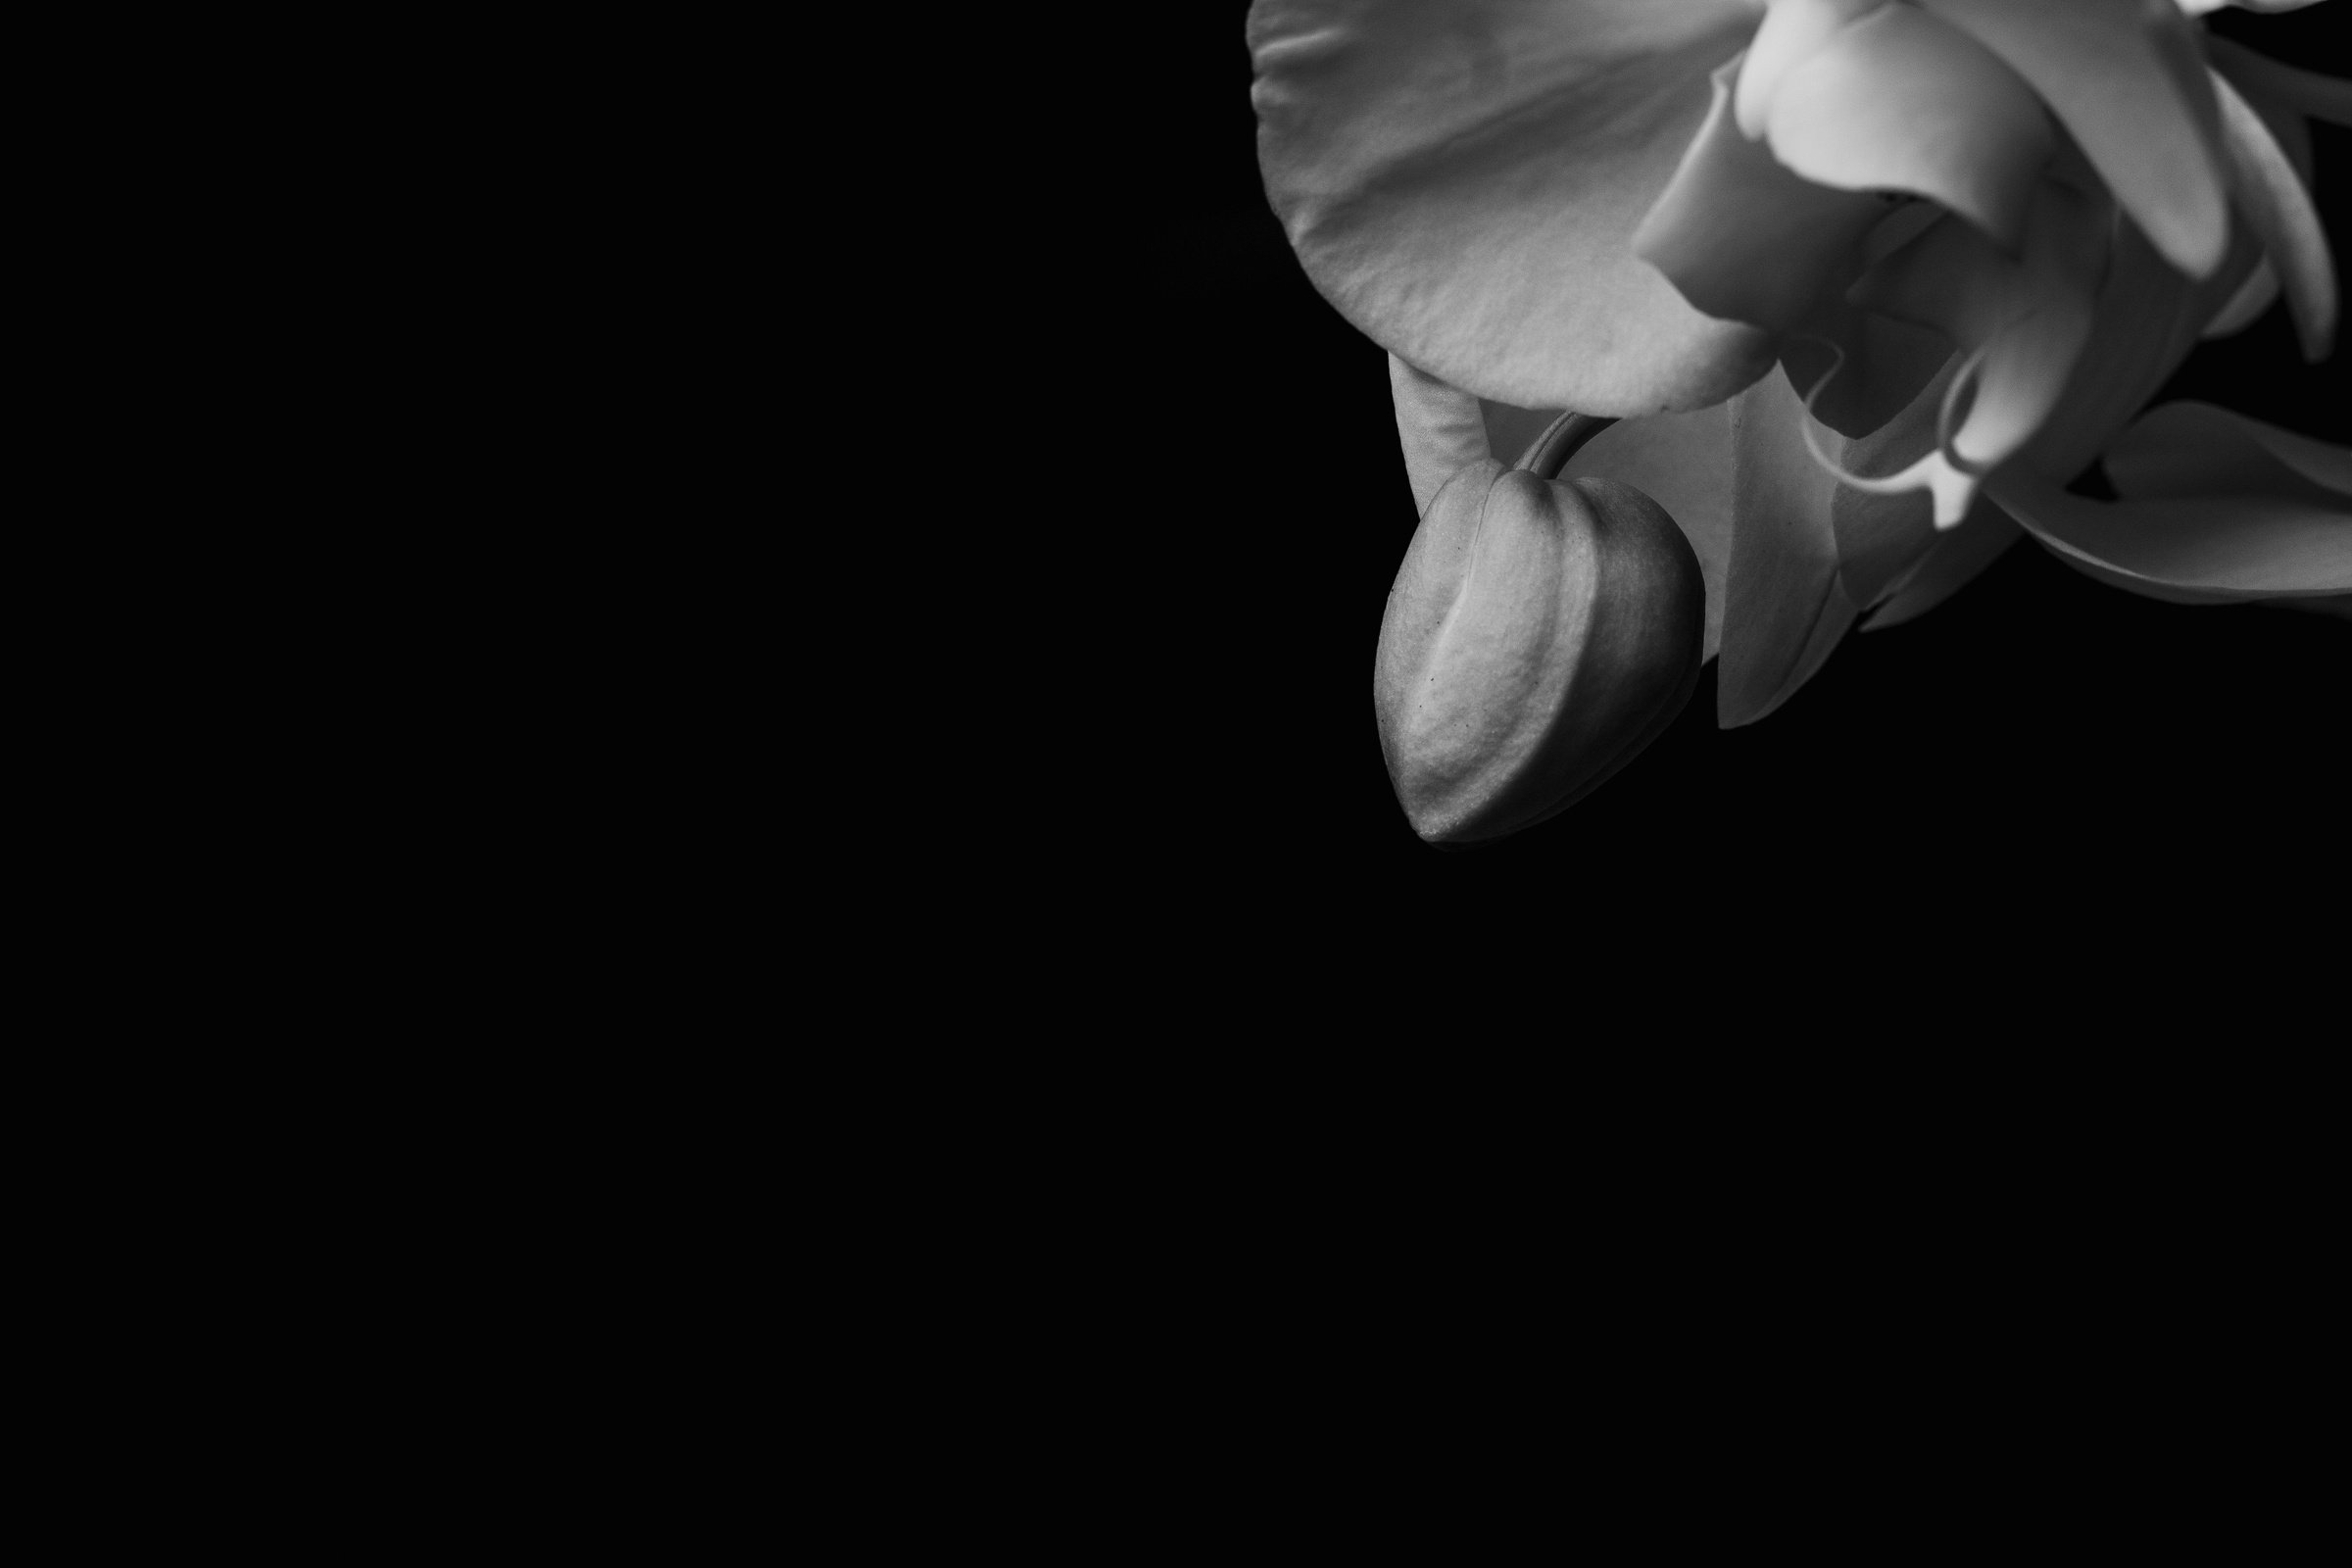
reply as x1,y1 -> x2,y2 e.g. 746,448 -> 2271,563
1765,2 -> 2054,249
1718,365 -> 1856,725
1991,467 -> 2352,602
2204,258 -> 2280,336
2015,213 -> 2238,484
2205,34 -> 2352,128
2104,402 -> 2352,504
1859,501 -> 2023,629
1634,59 -> 1888,333
1918,0 -> 2230,277
1250,0 -> 1776,414
2210,69 -> 2338,361
1558,406 -> 1738,661
1389,355 -> 1494,517
1832,357 -> 1966,609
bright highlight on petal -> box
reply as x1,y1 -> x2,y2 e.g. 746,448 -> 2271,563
1734,0 -> 1886,137
1764,2 -> 2054,249
1919,0 -> 2231,278
2210,68 -> 2338,361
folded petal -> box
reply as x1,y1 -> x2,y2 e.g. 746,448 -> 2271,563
1556,406 -> 1738,661
2210,68 -> 2338,361
1859,502 -> 2024,629
1831,356 -> 1966,608
1250,0 -> 1776,414
1992,467 -> 2352,602
1388,355 -> 1494,516
1764,2 -> 2054,249
2104,402 -> 2352,504
1633,58 -> 1890,332
1918,0 -> 2230,277
2205,34 -> 2352,129
1718,365 -> 1857,725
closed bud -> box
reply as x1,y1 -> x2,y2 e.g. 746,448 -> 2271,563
1374,459 -> 1705,845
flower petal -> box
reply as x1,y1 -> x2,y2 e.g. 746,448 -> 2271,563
1718,365 -> 1858,725
1389,355 -> 1494,516
1831,356 -> 1967,608
2205,34 -> 2352,129
2203,258 -> 2280,336
1556,406 -> 1738,661
1858,504 -> 2024,629
1991,467 -> 2352,602
2210,68 -> 2338,361
1764,2 -> 2054,249
1633,58 -> 1890,332
1918,0 -> 2230,277
1734,0 -> 1886,136
2103,402 -> 2352,504
1250,0 -> 1776,414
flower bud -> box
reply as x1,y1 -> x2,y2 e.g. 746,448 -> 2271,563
1374,463 -> 1705,845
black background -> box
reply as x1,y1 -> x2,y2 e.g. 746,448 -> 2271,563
1130,6 -> 2346,935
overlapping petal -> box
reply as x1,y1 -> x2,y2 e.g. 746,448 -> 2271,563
2209,68 -> 2338,360
1993,421 -> 2352,604
1918,0 -> 2231,278
1858,503 -> 2023,629
1250,0 -> 1777,414
2206,32 -> 2352,126
1718,365 -> 1858,725
2104,402 -> 2352,505
1762,1 -> 2055,249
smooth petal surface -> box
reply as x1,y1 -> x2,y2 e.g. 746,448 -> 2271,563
1389,355 -> 1494,516
1993,468 -> 2352,602
1251,0 -> 1777,414
1718,365 -> 1857,725
1558,405 -> 1738,661
2104,402 -> 2352,504
1765,2 -> 2054,249
2210,68 -> 2338,361
1919,0 -> 2230,277
1831,356 -> 1966,608
1635,59 -> 1888,333
2204,258 -> 2280,336
1734,0 -> 1886,136
1859,502 -> 2024,629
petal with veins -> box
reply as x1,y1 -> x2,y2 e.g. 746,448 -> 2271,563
1634,60 -> 1890,333
2210,68 -> 2338,361
1765,2 -> 2053,249
1918,0 -> 2230,278
1734,0 -> 1886,136
1250,0 -> 1775,414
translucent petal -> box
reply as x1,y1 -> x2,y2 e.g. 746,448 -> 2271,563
2210,68 -> 2338,361
1765,3 -> 2053,249
1250,0 -> 1775,414
1918,0 -> 2230,277
1858,504 -> 2024,630
1718,365 -> 1857,726
1633,59 -> 1890,333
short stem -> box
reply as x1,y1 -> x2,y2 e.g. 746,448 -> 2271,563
1515,412 -> 1616,480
